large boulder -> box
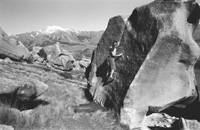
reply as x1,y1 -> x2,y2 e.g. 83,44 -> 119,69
120,0 -> 200,129
0,27 -> 30,61
84,0 -> 200,129
85,6 -> 159,114
85,15 -> 132,112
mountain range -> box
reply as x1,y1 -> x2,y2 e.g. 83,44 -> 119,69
10,26 -> 104,57
6,24 -> 200,60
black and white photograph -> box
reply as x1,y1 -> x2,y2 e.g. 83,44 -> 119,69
1,0 -> 200,129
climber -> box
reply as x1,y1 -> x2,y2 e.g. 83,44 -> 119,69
107,41 -> 123,82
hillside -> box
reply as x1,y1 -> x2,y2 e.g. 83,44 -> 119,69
0,61 -> 126,130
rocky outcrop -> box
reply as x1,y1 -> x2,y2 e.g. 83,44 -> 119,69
84,0 -> 200,129
0,27 -> 30,61
45,42 -> 75,71
30,42 -> 75,71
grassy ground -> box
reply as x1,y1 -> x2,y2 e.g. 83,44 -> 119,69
2,60 -> 200,130
0,61 -> 126,130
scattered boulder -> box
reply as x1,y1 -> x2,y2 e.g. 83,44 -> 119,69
0,27 -> 30,61
0,79 -> 49,111
45,42 -> 75,71
17,80 -> 49,100
30,42 -> 75,71
0,79 -> 48,96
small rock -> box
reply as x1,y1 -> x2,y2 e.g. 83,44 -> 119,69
4,57 -> 13,63
144,113 -> 178,128
79,58 -> 91,68
0,124 -> 14,130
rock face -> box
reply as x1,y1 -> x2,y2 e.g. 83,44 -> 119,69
85,0 -> 200,129
120,0 -> 200,129
0,27 -> 30,61
85,15 -> 131,112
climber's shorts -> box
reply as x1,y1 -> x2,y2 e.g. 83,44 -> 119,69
109,57 -> 116,70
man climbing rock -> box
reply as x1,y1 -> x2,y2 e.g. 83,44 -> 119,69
107,41 -> 123,82
72,41 -> 123,113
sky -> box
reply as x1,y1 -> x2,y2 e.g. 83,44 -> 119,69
0,0 -> 153,34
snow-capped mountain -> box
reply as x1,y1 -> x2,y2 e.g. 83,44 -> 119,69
10,26 -> 104,54
39,25 -> 67,34
38,25 -> 95,35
